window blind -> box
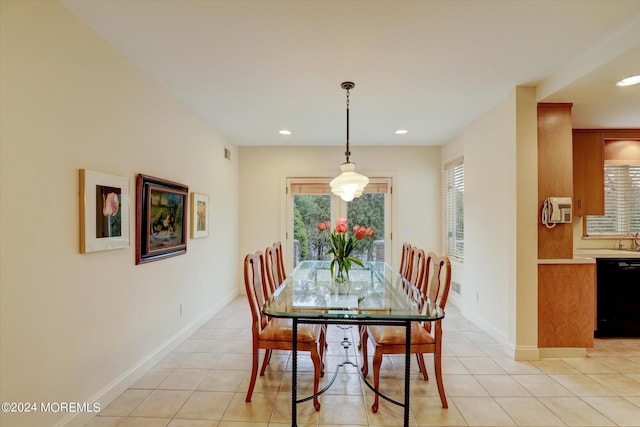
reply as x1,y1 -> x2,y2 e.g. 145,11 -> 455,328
445,159 -> 464,260
586,164 -> 640,235
288,178 -> 390,195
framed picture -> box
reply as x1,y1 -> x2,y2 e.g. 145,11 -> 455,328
79,169 -> 130,253
135,174 -> 188,264
190,193 -> 209,239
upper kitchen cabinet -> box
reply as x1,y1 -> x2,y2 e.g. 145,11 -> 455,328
573,129 -> 640,218
573,130 -> 604,217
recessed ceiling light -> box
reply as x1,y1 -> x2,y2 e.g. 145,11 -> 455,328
395,129 -> 408,135
279,129 -> 292,135
615,75 -> 640,87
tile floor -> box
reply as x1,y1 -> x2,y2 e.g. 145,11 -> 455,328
86,297 -> 640,426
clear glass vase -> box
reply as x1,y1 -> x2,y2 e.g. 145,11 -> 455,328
331,260 -> 350,294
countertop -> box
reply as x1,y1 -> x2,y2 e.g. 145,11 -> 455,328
538,257 -> 596,265
574,248 -> 640,259
538,248 -> 640,264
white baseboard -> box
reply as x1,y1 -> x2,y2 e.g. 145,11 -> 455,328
59,292 -> 238,427
459,306 -> 508,344
514,345 -> 540,361
539,347 -> 586,358
459,305 -> 543,361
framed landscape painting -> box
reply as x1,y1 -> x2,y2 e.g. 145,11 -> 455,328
135,174 -> 188,264
79,169 -> 130,253
191,193 -> 209,239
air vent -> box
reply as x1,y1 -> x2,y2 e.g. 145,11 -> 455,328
452,281 -> 461,294
224,148 -> 231,160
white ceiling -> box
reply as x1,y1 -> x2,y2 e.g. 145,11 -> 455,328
60,0 -> 640,147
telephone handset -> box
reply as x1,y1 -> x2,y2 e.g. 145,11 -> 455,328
542,197 -> 572,228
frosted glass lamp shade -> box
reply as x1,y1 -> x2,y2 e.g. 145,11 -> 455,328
330,162 -> 369,202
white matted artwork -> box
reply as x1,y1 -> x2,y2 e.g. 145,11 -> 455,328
191,192 -> 209,239
79,169 -> 130,253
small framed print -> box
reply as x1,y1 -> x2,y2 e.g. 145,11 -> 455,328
136,174 -> 188,264
191,193 -> 209,239
79,169 -> 130,253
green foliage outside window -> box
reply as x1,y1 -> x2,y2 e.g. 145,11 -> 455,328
293,193 -> 384,263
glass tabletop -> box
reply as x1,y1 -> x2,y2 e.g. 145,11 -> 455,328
262,260 -> 445,321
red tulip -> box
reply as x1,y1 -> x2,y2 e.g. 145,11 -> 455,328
355,226 -> 366,240
366,227 -> 376,237
317,221 -> 328,231
334,218 -> 348,233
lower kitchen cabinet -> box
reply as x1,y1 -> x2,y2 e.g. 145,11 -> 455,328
538,261 -> 595,348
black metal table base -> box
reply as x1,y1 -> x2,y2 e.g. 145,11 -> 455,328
291,317 -> 412,427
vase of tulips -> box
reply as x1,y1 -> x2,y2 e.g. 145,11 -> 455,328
317,218 -> 375,293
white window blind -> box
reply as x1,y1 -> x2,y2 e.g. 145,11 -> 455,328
445,159 -> 464,260
289,178 -> 389,195
586,164 -> 640,235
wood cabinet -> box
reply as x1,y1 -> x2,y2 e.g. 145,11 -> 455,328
573,129 -> 640,217
538,104 -> 573,259
572,130 -> 604,217
538,262 -> 595,348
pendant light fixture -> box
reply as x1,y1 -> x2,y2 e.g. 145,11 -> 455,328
330,81 -> 369,202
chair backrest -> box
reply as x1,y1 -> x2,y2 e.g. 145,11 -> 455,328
274,241 -> 287,282
425,254 -> 452,309
407,247 -> 426,288
244,251 -> 270,335
399,242 -> 412,279
265,241 -> 286,295
417,251 -> 434,298
264,245 -> 280,297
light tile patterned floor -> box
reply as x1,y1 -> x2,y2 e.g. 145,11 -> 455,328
86,297 -> 640,426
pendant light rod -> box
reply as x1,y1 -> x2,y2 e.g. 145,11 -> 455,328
331,81 -> 368,202
341,81 -> 354,163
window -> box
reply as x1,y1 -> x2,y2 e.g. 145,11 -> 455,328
586,164 -> 640,235
445,159 -> 464,260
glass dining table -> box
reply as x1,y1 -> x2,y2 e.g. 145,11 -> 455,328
262,260 -> 445,427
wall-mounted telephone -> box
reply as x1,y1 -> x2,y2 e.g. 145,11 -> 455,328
542,197 -> 572,228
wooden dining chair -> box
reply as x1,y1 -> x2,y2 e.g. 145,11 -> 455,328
244,251 -> 324,410
267,241 -> 329,351
408,249 -> 432,375
360,246 -> 426,351
360,253 -> 451,413
358,247 -> 427,358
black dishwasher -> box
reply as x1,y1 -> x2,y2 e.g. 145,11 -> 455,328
596,258 -> 640,337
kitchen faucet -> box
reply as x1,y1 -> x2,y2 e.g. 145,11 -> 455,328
618,232 -> 640,251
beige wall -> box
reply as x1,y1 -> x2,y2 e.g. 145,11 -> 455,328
0,2 -> 239,426
513,87 -> 540,359
238,145 -> 442,280
441,87 -> 539,359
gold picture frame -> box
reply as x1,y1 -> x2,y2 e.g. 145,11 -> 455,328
191,192 -> 209,239
79,169 -> 130,253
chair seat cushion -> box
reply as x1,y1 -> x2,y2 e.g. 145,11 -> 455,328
260,318 -> 320,342
368,322 -> 435,345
